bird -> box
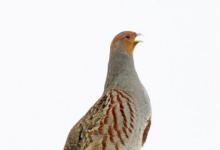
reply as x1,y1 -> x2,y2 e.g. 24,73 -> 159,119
64,31 -> 151,150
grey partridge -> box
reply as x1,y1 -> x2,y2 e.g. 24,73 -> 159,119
64,31 -> 151,150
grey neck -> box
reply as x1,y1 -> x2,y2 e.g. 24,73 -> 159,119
104,48 -> 140,91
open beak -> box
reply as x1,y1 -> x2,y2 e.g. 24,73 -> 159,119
134,33 -> 143,46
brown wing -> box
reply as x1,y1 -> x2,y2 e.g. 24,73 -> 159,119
64,89 -> 136,150
142,118 -> 151,146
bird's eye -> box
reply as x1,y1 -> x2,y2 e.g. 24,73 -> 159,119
125,35 -> 130,39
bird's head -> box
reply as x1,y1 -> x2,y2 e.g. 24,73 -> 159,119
110,31 -> 141,55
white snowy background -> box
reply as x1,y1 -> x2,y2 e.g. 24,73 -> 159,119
0,0 -> 220,150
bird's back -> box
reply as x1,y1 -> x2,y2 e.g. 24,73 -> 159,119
64,88 -> 150,150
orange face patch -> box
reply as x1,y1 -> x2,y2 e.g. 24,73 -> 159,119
124,41 -> 135,55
